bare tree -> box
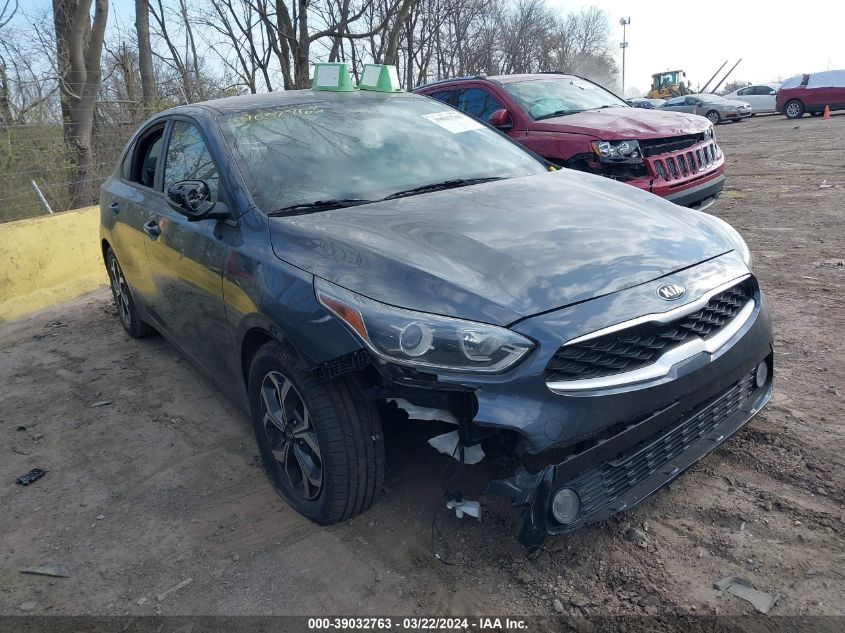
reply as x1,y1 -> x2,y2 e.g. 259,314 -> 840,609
135,0 -> 155,106
52,0 -> 109,209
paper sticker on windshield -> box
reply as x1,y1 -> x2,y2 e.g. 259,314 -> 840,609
422,111 -> 484,134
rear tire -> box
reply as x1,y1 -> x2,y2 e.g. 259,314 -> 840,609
105,248 -> 154,338
248,341 -> 385,524
784,100 -> 804,119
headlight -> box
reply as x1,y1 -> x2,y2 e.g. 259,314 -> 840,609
703,126 -> 713,140
705,214 -> 752,270
315,279 -> 534,373
591,139 -> 641,161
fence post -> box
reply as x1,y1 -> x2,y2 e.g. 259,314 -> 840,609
31,179 -> 54,215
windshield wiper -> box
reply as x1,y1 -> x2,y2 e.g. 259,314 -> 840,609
267,199 -> 372,217
382,177 -> 504,200
534,110 -> 583,121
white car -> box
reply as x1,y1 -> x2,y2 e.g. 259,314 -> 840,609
723,84 -> 780,114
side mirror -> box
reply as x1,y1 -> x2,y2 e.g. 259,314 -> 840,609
166,180 -> 229,222
489,108 -> 513,131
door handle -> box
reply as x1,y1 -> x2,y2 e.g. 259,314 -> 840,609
109,202 -> 120,214
143,219 -> 161,239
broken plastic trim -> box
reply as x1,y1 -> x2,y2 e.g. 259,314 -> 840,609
307,349 -> 370,383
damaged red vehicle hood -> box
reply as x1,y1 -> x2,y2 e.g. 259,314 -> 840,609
530,107 -> 711,140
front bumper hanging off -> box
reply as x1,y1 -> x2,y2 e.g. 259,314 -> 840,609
487,356 -> 773,549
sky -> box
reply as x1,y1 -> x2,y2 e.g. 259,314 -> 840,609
12,0 -> 845,97
553,0 -> 845,96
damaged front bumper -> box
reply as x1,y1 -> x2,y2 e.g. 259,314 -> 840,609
360,253 -> 773,548
488,358 -> 772,548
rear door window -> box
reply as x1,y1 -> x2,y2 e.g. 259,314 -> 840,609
128,125 -> 165,190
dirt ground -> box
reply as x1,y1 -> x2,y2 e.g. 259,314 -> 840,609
1,113 -> 844,620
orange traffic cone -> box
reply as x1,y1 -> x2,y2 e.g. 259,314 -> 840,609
823,105 -> 831,120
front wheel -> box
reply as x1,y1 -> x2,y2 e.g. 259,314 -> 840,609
784,100 -> 804,119
105,248 -> 154,338
248,341 -> 385,524
706,110 -> 721,125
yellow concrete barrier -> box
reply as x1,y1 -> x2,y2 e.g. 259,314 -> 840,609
0,206 -> 106,323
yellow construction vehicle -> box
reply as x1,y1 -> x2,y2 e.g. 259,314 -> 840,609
647,70 -> 690,99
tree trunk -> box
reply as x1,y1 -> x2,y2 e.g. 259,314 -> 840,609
53,0 -> 108,210
294,0 -> 310,88
384,0 -> 416,65
0,64 -> 12,127
135,0 -> 155,107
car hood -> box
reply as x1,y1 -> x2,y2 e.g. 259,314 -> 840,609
268,172 -> 734,326
530,107 -> 710,139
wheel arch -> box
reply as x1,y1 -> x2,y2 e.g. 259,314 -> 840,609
101,238 -> 112,263
240,327 -> 278,388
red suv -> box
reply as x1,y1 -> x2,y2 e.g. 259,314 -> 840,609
776,70 -> 845,119
415,74 -> 725,210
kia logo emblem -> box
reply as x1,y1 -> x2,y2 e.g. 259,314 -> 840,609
657,283 -> 686,301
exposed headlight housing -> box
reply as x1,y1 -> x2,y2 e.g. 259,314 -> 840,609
703,126 -> 713,140
315,279 -> 534,373
591,139 -> 642,161
705,214 -> 752,270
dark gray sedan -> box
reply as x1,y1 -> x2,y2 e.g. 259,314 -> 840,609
662,93 -> 753,124
100,74 -> 772,547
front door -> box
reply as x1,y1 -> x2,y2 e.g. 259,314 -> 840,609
143,118 -> 236,382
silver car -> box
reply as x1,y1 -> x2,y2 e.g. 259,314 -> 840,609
662,93 -> 752,124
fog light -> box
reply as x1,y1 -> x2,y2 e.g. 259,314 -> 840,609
755,361 -> 769,388
551,487 -> 581,524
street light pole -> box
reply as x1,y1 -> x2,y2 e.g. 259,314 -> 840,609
620,17 -> 631,97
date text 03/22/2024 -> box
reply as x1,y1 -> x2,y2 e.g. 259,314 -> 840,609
307,617 -> 529,630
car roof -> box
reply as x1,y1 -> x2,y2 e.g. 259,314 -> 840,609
158,88 -> 418,116
417,72 -> 579,90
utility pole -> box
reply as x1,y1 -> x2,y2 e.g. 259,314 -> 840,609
619,17 -> 631,97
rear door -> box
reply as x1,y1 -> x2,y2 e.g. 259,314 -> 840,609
142,117 -> 236,381
735,86 -> 757,110
101,122 -> 167,307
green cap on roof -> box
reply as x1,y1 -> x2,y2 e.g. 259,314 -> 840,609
358,64 -> 403,92
312,63 -> 357,92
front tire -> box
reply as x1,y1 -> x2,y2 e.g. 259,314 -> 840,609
784,100 -> 804,119
706,110 -> 721,125
248,341 -> 385,524
105,248 -> 153,338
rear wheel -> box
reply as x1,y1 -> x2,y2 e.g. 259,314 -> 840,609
784,100 -> 804,119
105,248 -> 153,338
810,111 -> 823,117
706,110 -> 721,125
248,341 -> 385,524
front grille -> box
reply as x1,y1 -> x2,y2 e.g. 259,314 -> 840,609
640,134 -> 704,158
566,370 -> 756,520
545,279 -> 753,382
652,143 -> 717,181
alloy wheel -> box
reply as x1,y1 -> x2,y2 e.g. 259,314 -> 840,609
260,371 -> 323,501
108,257 -> 132,326
707,111 -> 720,124
786,102 -> 802,118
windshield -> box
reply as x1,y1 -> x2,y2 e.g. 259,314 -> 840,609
503,77 -> 628,120
221,94 -> 546,213
699,94 -> 726,102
